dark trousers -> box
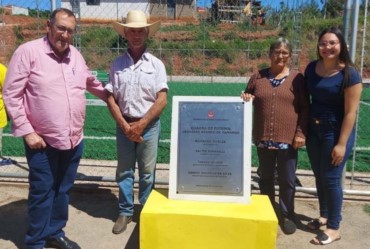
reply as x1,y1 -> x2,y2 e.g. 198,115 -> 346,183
306,121 -> 355,230
24,141 -> 84,249
257,146 -> 297,218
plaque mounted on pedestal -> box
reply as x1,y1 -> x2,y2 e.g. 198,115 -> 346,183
168,96 -> 252,203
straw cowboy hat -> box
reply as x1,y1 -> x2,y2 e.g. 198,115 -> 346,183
113,10 -> 160,38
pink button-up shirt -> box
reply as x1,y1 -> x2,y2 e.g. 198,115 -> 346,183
3,37 -> 107,150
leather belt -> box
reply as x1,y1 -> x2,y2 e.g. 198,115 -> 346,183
124,116 -> 141,123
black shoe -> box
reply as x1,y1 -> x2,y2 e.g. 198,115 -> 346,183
112,215 -> 132,234
281,217 -> 297,235
45,236 -> 81,249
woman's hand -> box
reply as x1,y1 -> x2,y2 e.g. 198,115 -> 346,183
293,136 -> 305,149
331,144 -> 346,166
240,92 -> 255,102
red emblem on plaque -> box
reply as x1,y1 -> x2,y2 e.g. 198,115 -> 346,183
208,111 -> 215,119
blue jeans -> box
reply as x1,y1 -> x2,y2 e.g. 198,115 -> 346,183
257,146 -> 297,219
306,120 -> 355,230
25,141 -> 84,249
116,119 -> 160,216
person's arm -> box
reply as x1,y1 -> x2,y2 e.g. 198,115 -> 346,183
293,73 -> 309,149
241,73 -> 256,101
331,83 -> 362,166
3,47 -> 46,149
129,89 -> 168,138
0,63 -> 7,88
0,64 -> 8,129
86,75 -> 108,102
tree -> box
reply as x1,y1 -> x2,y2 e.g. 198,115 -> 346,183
324,0 -> 345,18
299,0 -> 322,19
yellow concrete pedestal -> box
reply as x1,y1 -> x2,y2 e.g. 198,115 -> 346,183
140,189 -> 278,249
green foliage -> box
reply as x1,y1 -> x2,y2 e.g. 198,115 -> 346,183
363,204 -> 370,215
195,29 -> 210,42
247,40 -> 271,59
238,66 -> 249,75
231,38 -> 248,50
298,1 -> 322,19
28,9 -> 51,19
302,17 -> 342,36
178,49 -> 195,57
80,26 -> 118,48
67,7 -> 350,76
204,39 -> 228,51
161,23 -> 199,32
224,31 -> 238,40
324,0 -> 345,18
12,26 -> 25,45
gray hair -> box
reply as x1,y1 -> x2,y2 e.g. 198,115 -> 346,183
49,8 -> 76,24
269,37 -> 293,57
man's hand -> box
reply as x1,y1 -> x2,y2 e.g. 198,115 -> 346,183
24,132 -> 47,149
86,76 -> 96,85
126,121 -> 145,143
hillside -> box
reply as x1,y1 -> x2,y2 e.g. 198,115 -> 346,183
0,14 -> 368,78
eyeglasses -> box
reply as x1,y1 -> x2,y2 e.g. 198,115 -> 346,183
318,40 -> 340,49
53,24 -> 75,35
273,51 -> 290,57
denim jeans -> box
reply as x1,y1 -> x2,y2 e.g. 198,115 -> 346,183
116,119 -> 160,216
306,120 -> 355,230
25,141 -> 84,249
257,146 -> 297,219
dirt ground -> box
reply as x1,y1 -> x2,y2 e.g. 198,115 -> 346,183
0,181 -> 369,249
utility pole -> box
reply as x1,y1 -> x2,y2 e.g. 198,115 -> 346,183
349,0 -> 360,62
341,0 -> 360,188
343,0 -> 352,42
51,0 -> 57,11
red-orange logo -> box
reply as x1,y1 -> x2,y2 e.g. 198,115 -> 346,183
208,111 -> 215,119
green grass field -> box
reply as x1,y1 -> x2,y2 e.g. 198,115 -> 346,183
3,83 -> 370,172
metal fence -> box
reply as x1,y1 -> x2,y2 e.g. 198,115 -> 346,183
0,0 -> 369,195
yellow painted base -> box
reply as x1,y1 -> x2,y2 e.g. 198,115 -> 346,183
140,189 -> 278,249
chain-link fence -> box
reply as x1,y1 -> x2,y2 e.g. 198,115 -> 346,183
0,0 -> 369,194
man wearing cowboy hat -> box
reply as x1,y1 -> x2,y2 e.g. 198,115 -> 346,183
105,10 -> 168,234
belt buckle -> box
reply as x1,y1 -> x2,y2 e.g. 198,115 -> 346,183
314,119 -> 320,124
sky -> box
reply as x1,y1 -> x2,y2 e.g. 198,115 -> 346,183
261,0 -> 324,10
0,0 -> 364,11
0,1 -> 322,10
0,0 -> 60,10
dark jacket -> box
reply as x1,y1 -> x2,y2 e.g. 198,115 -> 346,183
245,68 -> 309,145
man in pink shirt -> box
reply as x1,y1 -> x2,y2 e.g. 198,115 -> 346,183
3,8 -> 106,249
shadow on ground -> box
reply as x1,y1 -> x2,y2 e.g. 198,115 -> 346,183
0,199 -> 28,249
69,183 -> 142,249
0,184 -> 143,249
